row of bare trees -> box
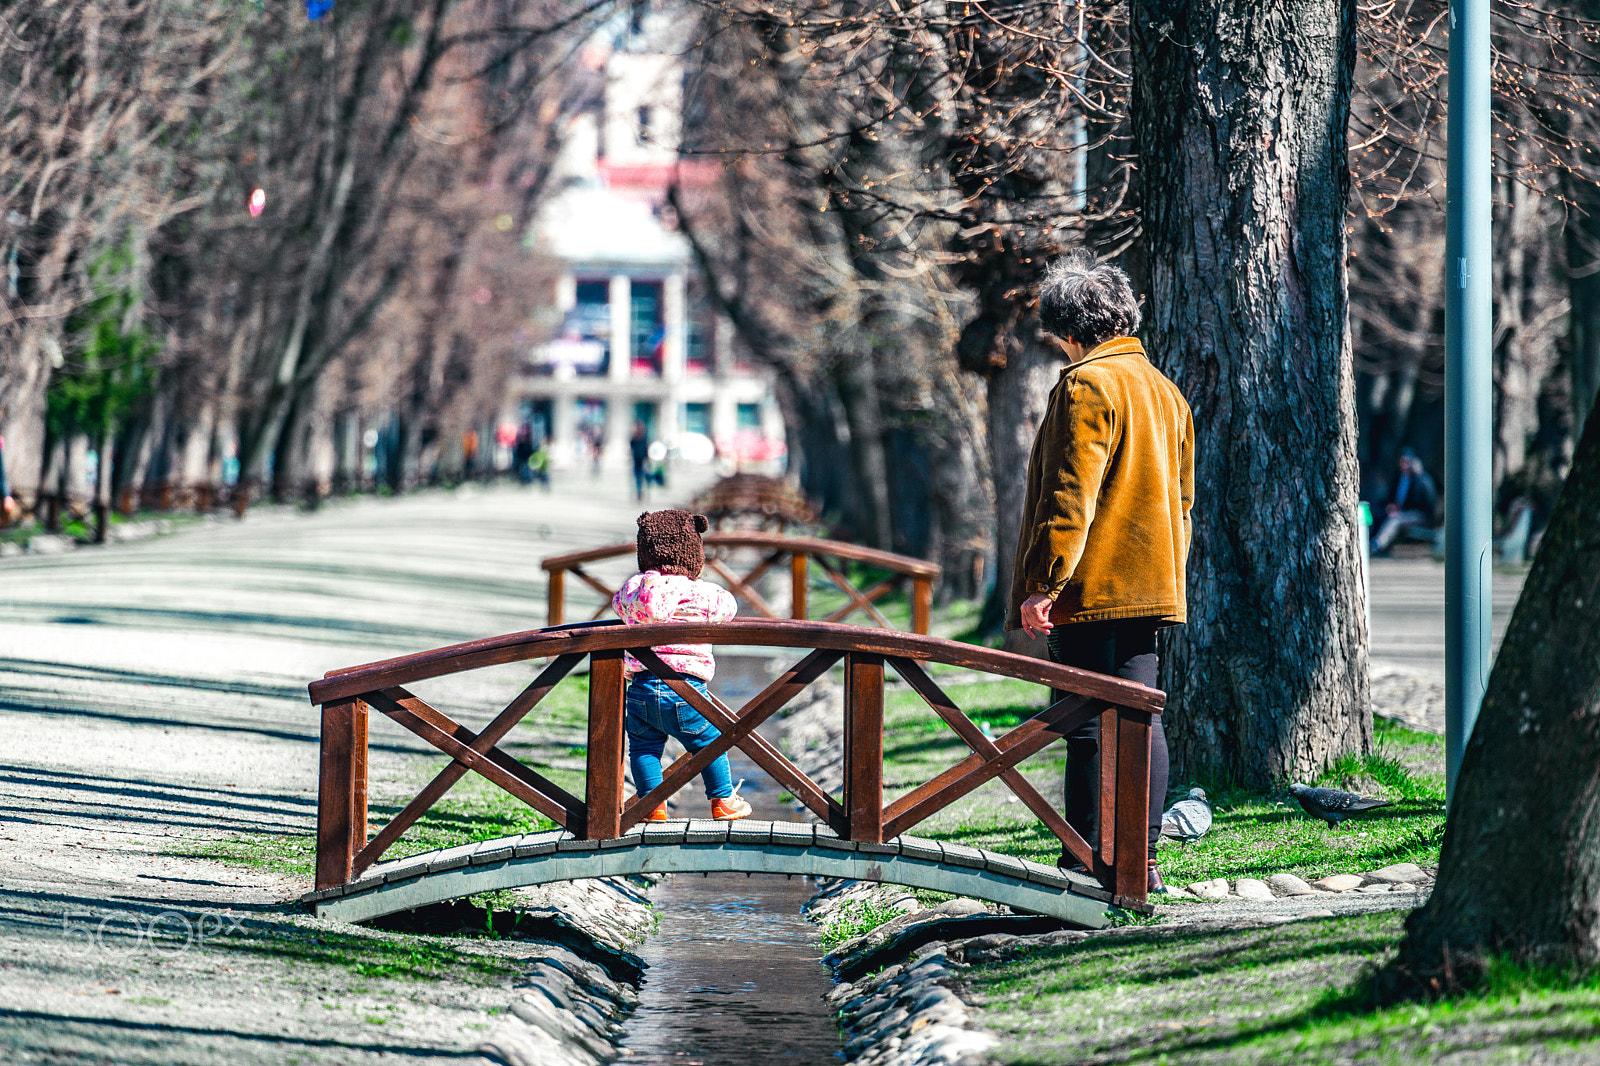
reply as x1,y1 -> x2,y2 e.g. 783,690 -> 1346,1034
0,0 -> 602,523
6,2 -> 1591,562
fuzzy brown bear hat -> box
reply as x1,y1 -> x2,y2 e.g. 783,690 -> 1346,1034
635,509 -> 710,579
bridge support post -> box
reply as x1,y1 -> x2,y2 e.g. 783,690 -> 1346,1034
844,653 -> 885,842
1111,707 -> 1151,906
316,697 -> 368,890
790,553 -> 807,620
547,570 -> 565,627
912,577 -> 932,635
585,649 -> 626,838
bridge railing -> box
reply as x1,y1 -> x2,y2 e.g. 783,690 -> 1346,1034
541,533 -> 940,634
308,619 -> 1163,907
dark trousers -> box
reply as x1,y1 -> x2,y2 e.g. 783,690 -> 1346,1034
1047,619 -> 1170,862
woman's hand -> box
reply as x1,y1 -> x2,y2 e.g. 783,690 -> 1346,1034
1020,593 -> 1055,639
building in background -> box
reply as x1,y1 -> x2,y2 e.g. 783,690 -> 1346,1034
504,5 -> 782,475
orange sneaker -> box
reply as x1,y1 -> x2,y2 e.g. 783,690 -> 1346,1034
711,781 -> 751,821
643,802 -> 668,822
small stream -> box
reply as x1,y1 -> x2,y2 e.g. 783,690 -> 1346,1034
614,655 -> 842,1065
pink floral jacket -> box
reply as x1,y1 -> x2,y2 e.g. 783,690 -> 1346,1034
612,570 -> 737,681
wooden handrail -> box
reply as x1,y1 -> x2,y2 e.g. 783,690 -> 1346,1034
540,532 -> 941,575
310,618 -> 1161,908
540,532 -> 940,634
309,619 -> 1164,714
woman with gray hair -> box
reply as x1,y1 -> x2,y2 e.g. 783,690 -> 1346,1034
1008,250 -> 1195,893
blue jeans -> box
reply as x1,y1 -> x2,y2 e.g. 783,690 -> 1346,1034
625,674 -> 733,800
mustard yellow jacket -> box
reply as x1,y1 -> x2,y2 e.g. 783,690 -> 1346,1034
1007,337 -> 1195,628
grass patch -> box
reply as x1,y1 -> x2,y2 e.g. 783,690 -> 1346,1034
872,669 -> 1448,888
223,922 -> 517,983
804,561 -> 916,631
1156,720 -> 1446,888
971,912 -> 1600,1064
178,832 -> 319,880
819,899 -> 905,949
174,777 -> 561,881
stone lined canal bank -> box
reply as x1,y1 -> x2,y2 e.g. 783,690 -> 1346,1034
771,653 -> 1443,1066
470,878 -> 653,1066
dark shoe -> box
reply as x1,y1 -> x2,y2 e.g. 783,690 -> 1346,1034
1147,860 -> 1167,894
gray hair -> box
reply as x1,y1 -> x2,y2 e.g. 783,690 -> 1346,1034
1038,251 -> 1141,347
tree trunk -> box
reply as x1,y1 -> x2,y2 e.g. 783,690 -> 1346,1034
1130,0 -> 1370,786
953,251 -> 1068,643
1566,176 -> 1600,442
984,339 -> 1063,652
1386,390 -> 1600,994
833,354 -> 893,549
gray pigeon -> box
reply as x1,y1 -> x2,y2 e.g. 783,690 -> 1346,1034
1289,782 -> 1395,826
1160,787 -> 1212,842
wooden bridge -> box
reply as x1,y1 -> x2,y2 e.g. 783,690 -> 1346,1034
541,533 -> 941,634
305,619 -> 1163,927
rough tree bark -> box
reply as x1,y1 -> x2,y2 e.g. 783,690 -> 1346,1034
1386,391 -> 1600,992
1566,175 -> 1600,440
961,299 -> 1062,650
1130,0 -> 1370,786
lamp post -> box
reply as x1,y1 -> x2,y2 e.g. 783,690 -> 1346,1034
1444,0 -> 1493,802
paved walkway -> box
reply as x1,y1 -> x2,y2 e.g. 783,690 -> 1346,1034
0,470 -> 1524,1062
1367,551 -> 1527,683
1365,552 -> 1526,734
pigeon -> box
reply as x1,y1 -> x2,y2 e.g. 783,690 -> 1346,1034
1160,787 -> 1213,842
1288,782 -> 1395,826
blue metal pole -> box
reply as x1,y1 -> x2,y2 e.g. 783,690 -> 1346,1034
1444,0 -> 1493,803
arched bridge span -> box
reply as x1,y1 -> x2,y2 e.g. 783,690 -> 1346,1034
304,822 -> 1114,926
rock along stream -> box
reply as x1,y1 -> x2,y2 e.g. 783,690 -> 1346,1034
613,655 -> 842,1065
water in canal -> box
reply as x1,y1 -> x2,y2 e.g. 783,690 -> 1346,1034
614,656 -> 842,1065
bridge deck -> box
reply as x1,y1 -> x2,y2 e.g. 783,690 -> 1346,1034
303,820 -> 1115,928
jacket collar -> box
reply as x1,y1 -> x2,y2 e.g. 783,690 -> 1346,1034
1059,336 -> 1145,378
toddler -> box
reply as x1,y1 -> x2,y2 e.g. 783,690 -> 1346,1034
612,509 -> 751,821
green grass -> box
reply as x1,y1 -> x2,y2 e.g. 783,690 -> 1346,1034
176,774 -> 563,880
223,921 -> 517,983
818,899 -> 906,949
873,673 -> 1448,888
803,561 -> 917,631
968,911 -> 1600,1064
1156,718 -> 1446,888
